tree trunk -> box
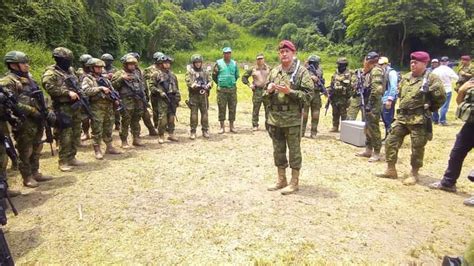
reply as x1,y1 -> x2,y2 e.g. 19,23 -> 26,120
400,20 -> 407,67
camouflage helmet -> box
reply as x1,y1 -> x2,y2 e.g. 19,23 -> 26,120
52,47 -> 73,60
4,51 -> 29,64
336,57 -> 348,65
100,53 -> 114,61
85,58 -> 105,68
153,52 -> 164,61
157,54 -> 173,63
127,52 -> 140,60
191,54 -> 203,63
308,55 -> 321,63
164,55 -> 173,63
79,54 -> 93,64
120,54 -> 138,64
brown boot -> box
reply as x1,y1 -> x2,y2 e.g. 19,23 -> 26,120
368,151 -> 381,162
329,126 -> 339,133
281,169 -> 300,195
132,137 -> 144,147
202,131 -> 210,139
230,121 -> 237,133
310,131 -> 317,138
218,121 -> 225,134
93,144 -> 104,160
69,158 -> 85,166
356,147 -> 372,158
168,134 -> 178,142
32,172 -> 53,182
105,142 -> 122,154
148,127 -> 158,136
190,132 -> 196,140
121,139 -> 131,149
403,168 -> 419,185
267,168 -> 287,191
59,163 -> 73,172
158,135 -> 165,144
23,176 -> 39,188
376,163 -> 398,179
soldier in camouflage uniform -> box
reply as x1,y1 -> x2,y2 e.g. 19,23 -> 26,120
242,53 -> 270,131
144,52 -> 164,129
112,54 -> 145,148
302,55 -> 324,138
77,54 -> 93,142
42,47 -> 86,172
185,54 -> 212,140
456,55 -> 473,92
264,40 -> 313,195
212,47 -> 240,134
377,51 -> 446,185
150,55 -> 181,144
355,52 -> 384,162
82,58 -> 122,160
347,62 -> 364,121
327,57 -> 353,132
0,51 -> 53,187
101,53 -> 120,130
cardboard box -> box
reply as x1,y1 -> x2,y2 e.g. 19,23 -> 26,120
340,120 -> 366,147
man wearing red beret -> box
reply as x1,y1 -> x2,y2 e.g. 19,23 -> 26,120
377,51 -> 446,185
264,40 -> 314,195
456,55 -> 473,92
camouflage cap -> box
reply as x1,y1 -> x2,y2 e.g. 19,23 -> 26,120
79,54 -> 93,64
308,55 -> 321,63
256,53 -> 264,60
336,57 -> 348,64
153,52 -> 164,61
52,47 -> 73,60
100,53 -> 114,61
85,58 -> 105,67
120,54 -> 138,64
191,54 -> 203,63
4,51 -> 29,64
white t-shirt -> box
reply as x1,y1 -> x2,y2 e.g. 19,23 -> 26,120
432,65 -> 459,93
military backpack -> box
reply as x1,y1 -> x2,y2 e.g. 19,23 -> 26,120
456,87 -> 474,123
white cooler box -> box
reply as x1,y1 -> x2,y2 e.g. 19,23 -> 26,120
340,120 -> 366,147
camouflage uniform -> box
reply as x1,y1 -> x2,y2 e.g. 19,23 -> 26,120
328,67 -> 353,130
347,71 -> 363,120
135,67 -> 156,135
77,54 -> 92,139
42,48 -> 83,169
144,64 -> 161,128
302,65 -> 323,137
364,65 -> 384,154
104,64 -> 119,129
185,63 -> 212,135
456,63 -> 473,91
112,67 -> 145,144
242,63 -> 270,128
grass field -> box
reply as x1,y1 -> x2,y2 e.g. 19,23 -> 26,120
3,76 -> 473,264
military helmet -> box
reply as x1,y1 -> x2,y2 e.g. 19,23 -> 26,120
191,54 -> 203,63
79,54 -> 93,64
4,51 -> 29,64
128,52 -> 140,60
164,55 -> 173,63
308,55 -> 321,63
336,57 -> 348,65
153,52 -> 164,61
101,53 -> 114,61
120,54 -> 138,64
52,47 -> 73,60
85,58 -> 105,68
157,55 -> 173,63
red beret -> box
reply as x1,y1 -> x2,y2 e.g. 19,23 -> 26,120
461,55 -> 471,61
410,51 -> 430,63
278,40 -> 296,52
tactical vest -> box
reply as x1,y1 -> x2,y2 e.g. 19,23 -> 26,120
456,88 -> 474,123
216,59 -> 237,88
332,71 -> 351,96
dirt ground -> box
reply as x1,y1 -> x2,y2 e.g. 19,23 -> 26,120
4,99 -> 474,264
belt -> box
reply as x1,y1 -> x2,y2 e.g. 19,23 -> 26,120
397,108 -> 424,115
270,105 -> 290,111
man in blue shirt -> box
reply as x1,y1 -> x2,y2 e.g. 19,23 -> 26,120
379,57 -> 398,137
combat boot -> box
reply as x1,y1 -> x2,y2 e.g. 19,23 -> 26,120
158,135 -> 165,144
23,176 -> 39,188
114,123 -> 120,131
252,126 -> 258,131
218,121 -> 225,134
105,142 -> 122,154
376,163 -> 398,179
59,163 -> 73,172
368,151 -> 381,162
310,131 -> 317,138
281,169 -> 300,195
148,127 -> 158,136
230,122 -> 237,133
69,158 -> 85,166
132,137 -> 144,147
121,139 -> 131,149
168,134 -> 179,142
190,132 -> 196,140
356,147 -> 372,158
329,126 -> 339,133
267,168 -> 287,191
202,131 -> 210,139
403,168 -> 419,186
93,144 -> 104,160
32,172 -> 53,182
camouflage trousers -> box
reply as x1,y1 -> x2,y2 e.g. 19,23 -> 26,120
268,125 -> 302,170
302,93 -> 321,134
114,110 -> 120,128
13,118 -> 44,180
252,88 -> 268,127
0,122 -> 8,176
385,121 -> 428,169
90,102 -> 114,146
347,96 -> 362,120
142,107 -> 155,132
365,98 -> 382,152
150,94 -> 160,129
120,97 -> 144,141
189,93 -> 209,133
157,97 -> 176,135
217,89 -> 237,122
330,97 -> 350,128
56,104 -> 82,165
